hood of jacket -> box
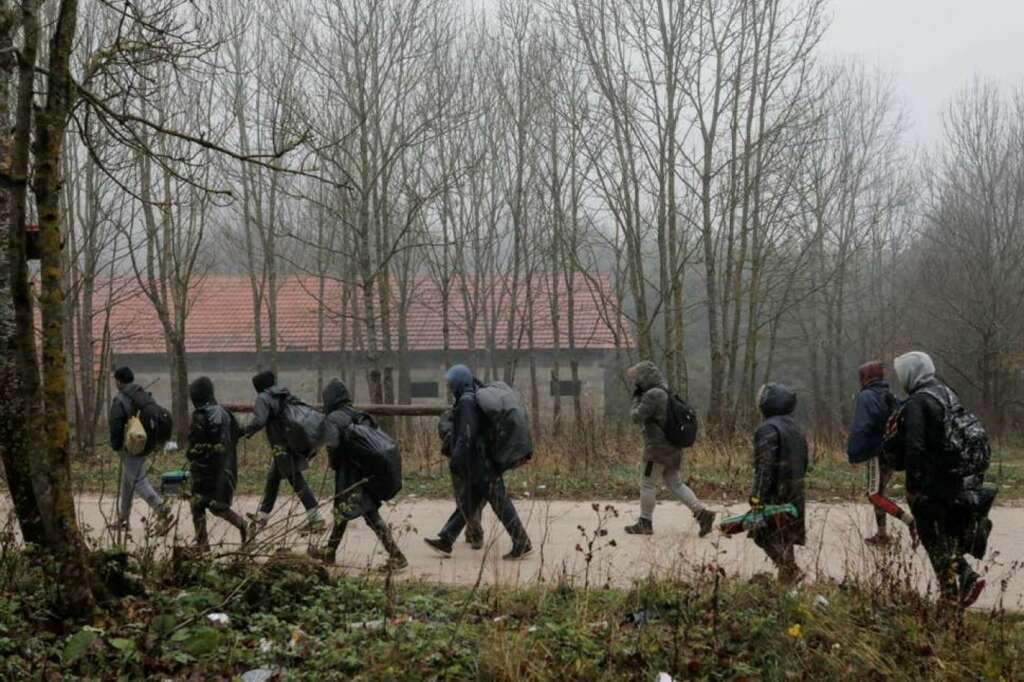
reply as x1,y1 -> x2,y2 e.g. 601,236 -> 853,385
322,379 -> 352,413
189,376 -> 216,408
894,351 -> 935,394
629,361 -> 668,393
446,364 -> 475,399
758,383 -> 797,418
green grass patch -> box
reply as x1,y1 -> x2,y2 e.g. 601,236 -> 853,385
2,548 -> 1022,680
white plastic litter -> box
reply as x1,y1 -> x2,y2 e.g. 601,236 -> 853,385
206,613 -> 230,627
656,673 -> 678,682
258,638 -> 273,653
164,441 -> 179,452
814,596 -> 830,609
242,669 -> 277,682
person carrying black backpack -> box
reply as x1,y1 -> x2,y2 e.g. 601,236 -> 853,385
308,379 -> 407,570
185,377 -> 248,550
243,371 -> 325,537
623,361 -> 715,537
108,366 -> 174,535
893,351 -> 987,607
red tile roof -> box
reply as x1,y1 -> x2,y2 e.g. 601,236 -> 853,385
101,273 -> 629,355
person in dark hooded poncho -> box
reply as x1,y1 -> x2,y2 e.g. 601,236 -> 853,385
185,377 -> 248,549
307,379 -> 407,570
748,383 -> 808,583
423,365 -> 532,560
243,371 -> 325,536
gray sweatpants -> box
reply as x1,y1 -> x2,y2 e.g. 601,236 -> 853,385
119,451 -> 164,523
639,460 -> 705,520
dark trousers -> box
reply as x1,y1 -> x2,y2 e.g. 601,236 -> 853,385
911,499 -> 974,597
438,472 -> 483,543
325,468 -> 403,560
326,507 -> 403,559
191,496 -> 247,547
441,477 -> 528,546
258,452 -> 318,515
753,524 -> 800,581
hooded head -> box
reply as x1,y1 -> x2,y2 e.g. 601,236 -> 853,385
858,361 -> 885,389
628,361 -> 667,393
322,378 -> 352,413
894,351 -> 935,394
446,364 -> 474,398
189,376 -> 216,408
757,383 -> 797,418
252,370 -> 276,393
113,366 -> 134,388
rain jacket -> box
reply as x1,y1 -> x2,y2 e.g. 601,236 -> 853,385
846,379 -> 896,464
185,377 -> 241,505
750,383 -> 807,546
447,366 -> 493,491
628,361 -> 680,466
244,384 -> 295,451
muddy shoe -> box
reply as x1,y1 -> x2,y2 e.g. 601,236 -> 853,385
696,509 -> 716,538
503,540 -> 533,561
624,518 -> 653,535
379,554 -> 409,572
864,533 -> 892,547
307,546 -> 336,565
424,537 -> 453,557
246,512 -> 269,538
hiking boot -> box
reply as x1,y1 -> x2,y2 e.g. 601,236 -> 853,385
864,532 -> 892,547
503,540 -> 533,561
307,546 -> 336,565
424,537 -> 453,557
624,518 -> 653,535
379,553 -> 409,572
695,509 -> 716,538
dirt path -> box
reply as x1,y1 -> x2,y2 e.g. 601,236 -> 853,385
13,493 -> 1023,610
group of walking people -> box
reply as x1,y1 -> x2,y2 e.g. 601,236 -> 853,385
108,349 -> 995,607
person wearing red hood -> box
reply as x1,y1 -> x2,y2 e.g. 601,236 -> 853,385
846,361 -> 914,546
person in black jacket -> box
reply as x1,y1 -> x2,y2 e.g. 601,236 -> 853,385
185,377 -> 248,549
423,365 -> 531,560
307,379 -> 406,569
749,383 -> 807,583
434,408 -> 484,550
243,371 -> 324,536
894,351 -> 985,606
846,361 -> 914,546
108,367 -> 173,534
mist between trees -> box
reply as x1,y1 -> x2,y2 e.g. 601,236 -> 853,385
23,0 -> 1024,459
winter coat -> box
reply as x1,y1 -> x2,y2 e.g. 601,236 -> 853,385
109,383 -> 156,453
449,384 -> 493,492
893,352 -> 962,501
321,379 -> 379,517
750,383 -> 807,546
186,404 -> 241,505
244,385 -> 295,451
628,361 -> 681,467
845,379 -> 896,464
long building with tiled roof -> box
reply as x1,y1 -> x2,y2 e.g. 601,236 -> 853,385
102,273 -> 631,417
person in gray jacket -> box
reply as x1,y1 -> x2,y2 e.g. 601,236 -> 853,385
624,361 -> 716,536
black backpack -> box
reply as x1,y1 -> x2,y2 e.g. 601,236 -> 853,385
130,391 -> 173,453
342,411 -> 402,503
663,392 -> 698,448
920,384 -> 991,479
281,396 -> 326,456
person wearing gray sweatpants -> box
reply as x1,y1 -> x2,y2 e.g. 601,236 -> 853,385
625,361 -> 715,536
108,366 -> 173,534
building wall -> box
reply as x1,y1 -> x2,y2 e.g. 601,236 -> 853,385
114,350 -> 614,420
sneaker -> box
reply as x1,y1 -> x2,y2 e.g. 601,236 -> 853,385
624,518 -> 653,535
960,574 -> 987,608
503,540 -> 533,560
379,554 -> 409,572
864,533 -> 892,547
307,546 -> 336,565
424,537 -> 453,556
696,509 -> 716,538
246,512 -> 269,538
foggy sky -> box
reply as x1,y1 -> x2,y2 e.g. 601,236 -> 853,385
821,0 -> 1023,147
